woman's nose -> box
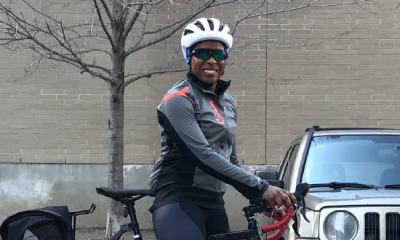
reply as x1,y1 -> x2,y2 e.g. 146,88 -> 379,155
206,56 -> 217,63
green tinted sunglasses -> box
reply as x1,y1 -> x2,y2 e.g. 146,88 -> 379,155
190,49 -> 228,61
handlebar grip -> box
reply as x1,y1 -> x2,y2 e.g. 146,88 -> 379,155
261,201 -> 294,240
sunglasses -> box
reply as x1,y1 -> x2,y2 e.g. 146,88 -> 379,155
190,49 -> 228,61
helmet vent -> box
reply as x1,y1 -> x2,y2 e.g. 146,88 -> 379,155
194,21 -> 205,31
207,19 -> 214,31
219,25 -> 224,31
183,29 -> 194,36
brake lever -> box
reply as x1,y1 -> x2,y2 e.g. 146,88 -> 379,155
298,184 -> 310,223
292,215 -> 301,237
301,197 -> 309,223
291,183 -> 311,237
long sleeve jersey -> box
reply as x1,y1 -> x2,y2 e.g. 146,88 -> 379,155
149,72 -> 269,211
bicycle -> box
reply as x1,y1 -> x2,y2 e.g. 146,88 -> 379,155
0,181 -> 309,240
95,182 -> 310,240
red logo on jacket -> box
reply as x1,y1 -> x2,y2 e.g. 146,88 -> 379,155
209,100 -> 224,125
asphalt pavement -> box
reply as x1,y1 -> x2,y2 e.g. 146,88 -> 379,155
76,228 -> 156,240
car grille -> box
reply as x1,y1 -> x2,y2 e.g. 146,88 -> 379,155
365,212 -> 400,240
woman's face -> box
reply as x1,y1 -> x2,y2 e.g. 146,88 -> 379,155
190,40 -> 226,87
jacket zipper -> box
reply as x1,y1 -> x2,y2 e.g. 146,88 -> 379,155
190,80 -> 232,149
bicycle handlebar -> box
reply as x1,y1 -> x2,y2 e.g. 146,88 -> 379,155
245,183 -> 310,240
261,201 -> 293,240
243,199 -> 292,240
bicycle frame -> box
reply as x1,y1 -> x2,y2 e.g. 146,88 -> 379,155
206,219 -> 263,240
108,197 -> 144,240
95,187 -> 268,240
207,230 -> 261,240
95,183 -> 310,240
108,197 -> 266,240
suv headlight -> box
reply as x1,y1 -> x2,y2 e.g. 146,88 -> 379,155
323,211 -> 358,240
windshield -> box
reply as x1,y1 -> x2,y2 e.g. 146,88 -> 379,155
301,135 -> 400,187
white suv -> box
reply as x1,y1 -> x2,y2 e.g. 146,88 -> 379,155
257,126 -> 400,240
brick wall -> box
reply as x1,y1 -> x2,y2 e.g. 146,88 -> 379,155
266,0 -> 400,163
0,1 -> 266,164
4,0 -> 400,166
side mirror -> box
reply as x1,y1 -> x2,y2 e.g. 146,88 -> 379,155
254,170 -> 284,189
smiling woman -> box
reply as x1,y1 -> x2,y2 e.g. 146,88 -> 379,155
189,41 -> 227,91
147,17 -> 296,240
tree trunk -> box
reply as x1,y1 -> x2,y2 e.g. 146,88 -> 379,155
105,84 -> 124,238
106,1 -> 126,238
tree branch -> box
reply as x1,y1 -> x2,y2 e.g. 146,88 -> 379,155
99,0 -> 116,26
264,27 -> 357,48
51,21 -> 111,75
21,0 -> 59,23
43,24 -> 113,81
0,5 -> 50,35
125,0 -> 216,57
231,0 -> 375,35
94,0 -> 117,51
142,1 -> 201,35
74,48 -> 112,57
267,0 -> 375,15
18,37 -> 107,81
0,5 -> 114,84
125,0 -> 163,6
7,54 -> 44,83
209,0 -> 238,8
122,68 -> 188,89
116,0 -> 164,14
122,4 -> 143,40
127,5 -> 150,53
231,0 -> 266,36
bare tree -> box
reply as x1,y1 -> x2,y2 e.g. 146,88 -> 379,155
0,0 -> 386,237
0,0 -> 267,237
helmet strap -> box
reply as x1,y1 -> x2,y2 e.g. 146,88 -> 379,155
186,48 -> 191,65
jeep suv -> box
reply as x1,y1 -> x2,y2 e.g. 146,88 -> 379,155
258,126 -> 400,240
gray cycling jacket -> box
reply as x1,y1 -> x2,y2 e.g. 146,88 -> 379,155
149,72 -> 269,211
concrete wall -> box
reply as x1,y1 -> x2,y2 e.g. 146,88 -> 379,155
0,163 -> 275,230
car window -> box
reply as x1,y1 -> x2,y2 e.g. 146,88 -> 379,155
282,144 -> 300,189
301,135 -> 400,187
278,146 -> 293,178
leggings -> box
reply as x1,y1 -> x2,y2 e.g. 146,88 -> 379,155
152,202 -> 230,240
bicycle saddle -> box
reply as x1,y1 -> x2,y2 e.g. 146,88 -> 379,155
96,186 -> 155,200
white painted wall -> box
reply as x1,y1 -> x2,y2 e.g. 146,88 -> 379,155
0,164 -> 277,230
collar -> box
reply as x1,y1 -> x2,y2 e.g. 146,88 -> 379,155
186,71 -> 231,96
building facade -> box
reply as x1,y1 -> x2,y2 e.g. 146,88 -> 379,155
2,0 -> 400,229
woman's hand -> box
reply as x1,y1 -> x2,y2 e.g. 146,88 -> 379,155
274,205 -> 286,217
274,206 -> 290,229
262,185 -> 297,208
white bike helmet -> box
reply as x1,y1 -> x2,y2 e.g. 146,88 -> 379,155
181,17 -> 233,63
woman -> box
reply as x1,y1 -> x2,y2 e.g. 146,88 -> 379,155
149,17 -> 296,240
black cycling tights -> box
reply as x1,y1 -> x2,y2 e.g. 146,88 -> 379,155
152,202 -> 230,240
